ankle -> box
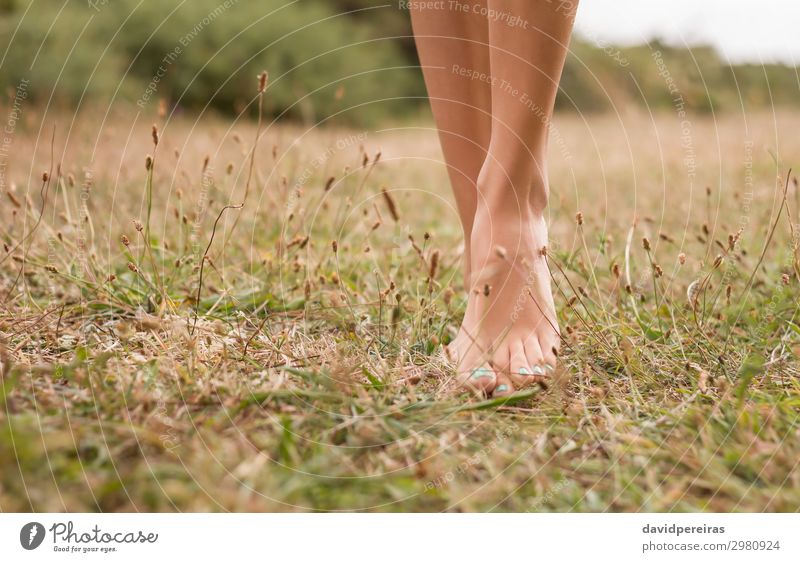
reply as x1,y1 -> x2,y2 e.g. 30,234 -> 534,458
476,165 -> 549,218
469,205 -> 550,265
473,198 -> 539,229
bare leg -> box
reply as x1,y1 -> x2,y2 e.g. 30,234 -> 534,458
410,2 -> 495,393
455,0 -> 578,395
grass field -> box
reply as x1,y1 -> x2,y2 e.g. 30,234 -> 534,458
1,105 -> 799,512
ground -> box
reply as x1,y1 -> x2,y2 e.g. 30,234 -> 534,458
0,106 -> 799,512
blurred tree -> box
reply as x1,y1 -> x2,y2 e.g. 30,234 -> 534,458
0,0 -> 422,125
0,1 -> 797,122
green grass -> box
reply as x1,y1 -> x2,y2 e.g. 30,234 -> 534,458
1,109 -> 799,512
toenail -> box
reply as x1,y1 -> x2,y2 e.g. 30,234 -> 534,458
531,365 -> 546,376
470,367 -> 493,381
519,367 -> 532,376
544,364 -> 555,374
495,384 -> 509,393
520,366 -> 544,376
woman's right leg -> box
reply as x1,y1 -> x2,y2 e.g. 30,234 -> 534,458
410,2 -> 494,392
460,1 -> 577,396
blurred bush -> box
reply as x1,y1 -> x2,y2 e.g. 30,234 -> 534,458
559,40 -> 800,114
0,0 -> 424,125
0,0 -> 797,123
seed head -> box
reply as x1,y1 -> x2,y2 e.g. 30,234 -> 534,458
121,234 -> 130,246
428,250 -> 440,280
642,237 -> 651,251
575,211 -> 584,225
728,229 -> 742,251
151,124 -> 159,146
6,191 -> 21,208
443,286 -> 454,306
257,70 -> 269,94
678,252 -> 686,265
687,279 -> 701,307
381,188 -> 400,222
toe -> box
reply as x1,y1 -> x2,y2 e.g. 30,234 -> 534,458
520,337 -> 548,384
458,364 -> 497,395
508,341 -> 536,388
493,373 -> 515,398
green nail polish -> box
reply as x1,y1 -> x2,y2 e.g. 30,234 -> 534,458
519,367 -> 532,376
470,367 -> 493,380
496,384 -> 509,393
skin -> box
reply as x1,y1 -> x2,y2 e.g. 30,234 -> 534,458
410,0 -> 578,396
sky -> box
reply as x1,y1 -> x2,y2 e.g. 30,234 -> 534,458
574,0 -> 798,65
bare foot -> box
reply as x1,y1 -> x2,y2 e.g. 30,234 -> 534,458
448,210 -> 560,396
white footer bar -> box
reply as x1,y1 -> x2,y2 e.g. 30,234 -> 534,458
1,514 -> 797,561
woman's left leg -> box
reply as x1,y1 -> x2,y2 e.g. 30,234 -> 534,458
455,0 -> 578,395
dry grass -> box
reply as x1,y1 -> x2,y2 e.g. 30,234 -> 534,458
1,104 -> 799,512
